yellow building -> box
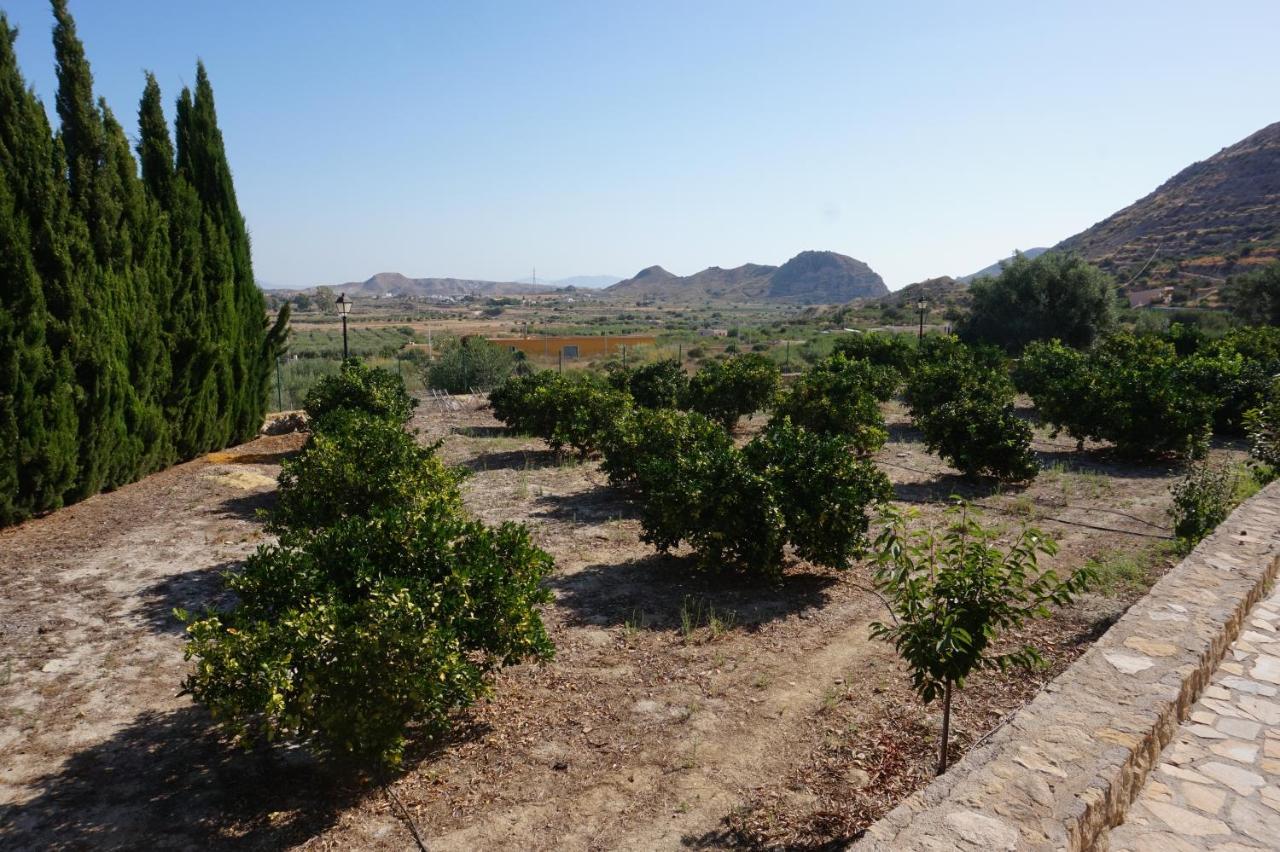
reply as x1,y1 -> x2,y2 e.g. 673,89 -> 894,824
486,334 -> 657,360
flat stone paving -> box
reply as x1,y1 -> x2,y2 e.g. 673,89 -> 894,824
1107,583 -> 1280,851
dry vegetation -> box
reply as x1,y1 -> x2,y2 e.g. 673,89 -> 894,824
0,395 -> 1245,850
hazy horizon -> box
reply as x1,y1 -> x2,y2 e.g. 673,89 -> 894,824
5,0 -> 1277,291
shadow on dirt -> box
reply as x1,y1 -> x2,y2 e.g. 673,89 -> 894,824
532,483 -> 639,524
137,560 -> 241,635
217,489 -> 277,521
547,551 -> 838,633
463,448 -> 562,473
683,826 -> 860,851
450,424 -> 509,438
0,706 -> 485,850
891,473 -> 1026,505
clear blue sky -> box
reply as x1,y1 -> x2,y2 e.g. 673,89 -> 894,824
5,1 -> 1278,290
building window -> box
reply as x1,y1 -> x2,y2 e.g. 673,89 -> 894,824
562,345 -> 579,359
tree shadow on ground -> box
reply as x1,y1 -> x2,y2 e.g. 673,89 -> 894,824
683,826 -> 860,851
546,551 -> 838,633
217,488 -> 277,521
137,559 -> 241,635
531,483 -> 639,524
884,419 -> 923,444
0,706 -> 487,851
463,448 -> 562,473
450,425 -> 509,438
892,472 -> 1027,505
1032,447 -> 1181,481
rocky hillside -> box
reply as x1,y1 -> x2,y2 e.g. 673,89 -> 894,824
1056,121 -> 1280,287
606,251 -> 887,303
291,272 -> 558,298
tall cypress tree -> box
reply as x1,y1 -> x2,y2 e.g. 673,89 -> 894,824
0,13 -> 78,520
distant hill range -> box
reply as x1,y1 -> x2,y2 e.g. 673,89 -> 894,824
516,274 -> 623,289
606,250 -> 888,303
272,271 -> 560,298
1055,121 -> 1280,288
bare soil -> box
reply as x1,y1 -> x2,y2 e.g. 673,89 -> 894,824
0,398 -> 1245,851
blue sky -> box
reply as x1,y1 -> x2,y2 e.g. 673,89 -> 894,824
4,1 -> 1278,290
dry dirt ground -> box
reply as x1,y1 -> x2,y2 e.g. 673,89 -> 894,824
0,398 -> 1247,851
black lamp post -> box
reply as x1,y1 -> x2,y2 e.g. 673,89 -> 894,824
917,297 -> 927,341
335,292 -> 352,360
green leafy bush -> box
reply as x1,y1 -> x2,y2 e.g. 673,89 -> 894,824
627,359 -> 689,409
1245,376 -> 1280,471
1169,462 -> 1235,550
832,331 -> 916,377
270,410 -> 461,533
957,251 -> 1116,352
600,407 -> 730,492
181,504 -> 553,766
744,419 -> 892,567
685,352 -> 781,429
772,354 -> 892,454
425,336 -> 516,393
906,341 -> 1037,481
870,502 -> 1091,773
488,371 -> 630,457
1018,334 -> 1216,460
303,358 -> 417,426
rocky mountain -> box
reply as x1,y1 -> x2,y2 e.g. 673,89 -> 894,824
605,251 -> 887,303
1056,121 -> 1280,287
958,248 -> 1049,283
874,275 -> 969,308
286,272 -> 559,298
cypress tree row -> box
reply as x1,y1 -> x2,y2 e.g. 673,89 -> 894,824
0,1 -> 288,526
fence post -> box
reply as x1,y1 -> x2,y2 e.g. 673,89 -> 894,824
559,349 -> 563,374
275,356 -> 284,411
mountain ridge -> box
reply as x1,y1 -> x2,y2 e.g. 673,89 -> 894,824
606,250 -> 887,303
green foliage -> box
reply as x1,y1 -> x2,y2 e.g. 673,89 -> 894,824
906,340 -> 1036,481
425,336 -> 515,393
1199,327 -> 1280,434
772,354 -> 892,454
627,359 -> 689,409
744,418 -> 892,568
303,359 -> 417,427
1245,377 -> 1280,469
1223,261 -> 1280,326
270,411 -> 461,533
685,352 -> 781,429
488,370 -> 630,457
1170,461 -> 1235,550
600,407 -> 730,492
181,504 -> 553,766
1018,334 -> 1216,459
957,251 -> 1116,352
0,6 -> 287,527
831,331 -> 916,377
183,361 -> 553,767
870,503 -> 1091,772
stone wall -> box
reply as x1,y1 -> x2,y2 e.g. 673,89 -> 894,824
855,482 -> 1280,851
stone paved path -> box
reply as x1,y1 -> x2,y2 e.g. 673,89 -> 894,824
1107,582 -> 1280,850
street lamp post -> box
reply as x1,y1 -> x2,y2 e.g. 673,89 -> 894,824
335,292 -> 352,360
917,297 -> 927,341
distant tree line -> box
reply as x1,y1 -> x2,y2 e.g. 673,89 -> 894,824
0,1 -> 288,526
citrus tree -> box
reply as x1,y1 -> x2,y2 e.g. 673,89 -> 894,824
870,503 -> 1093,774
685,352 -> 781,430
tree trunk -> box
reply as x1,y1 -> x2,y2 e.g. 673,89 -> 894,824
937,679 -> 953,775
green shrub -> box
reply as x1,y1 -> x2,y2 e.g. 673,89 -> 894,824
425,336 -> 515,393
1245,376 -> 1280,470
744,419 -> 892,567
271,410 -> 462,533
600,407 -> 730,492
1201,327 -> 1280,434
180,504 -> 553,766
832,331 -> 916,377
906,341 -> 1036,481
771,354 -> 892,454
488,371 -> 630,457
685,352 -> 781,429
627,359 -> 689,409
303,358 -> 417,426
1170,462 -> 1235,550
956,251 -> 1116,352
1018,334 -> 1216,460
